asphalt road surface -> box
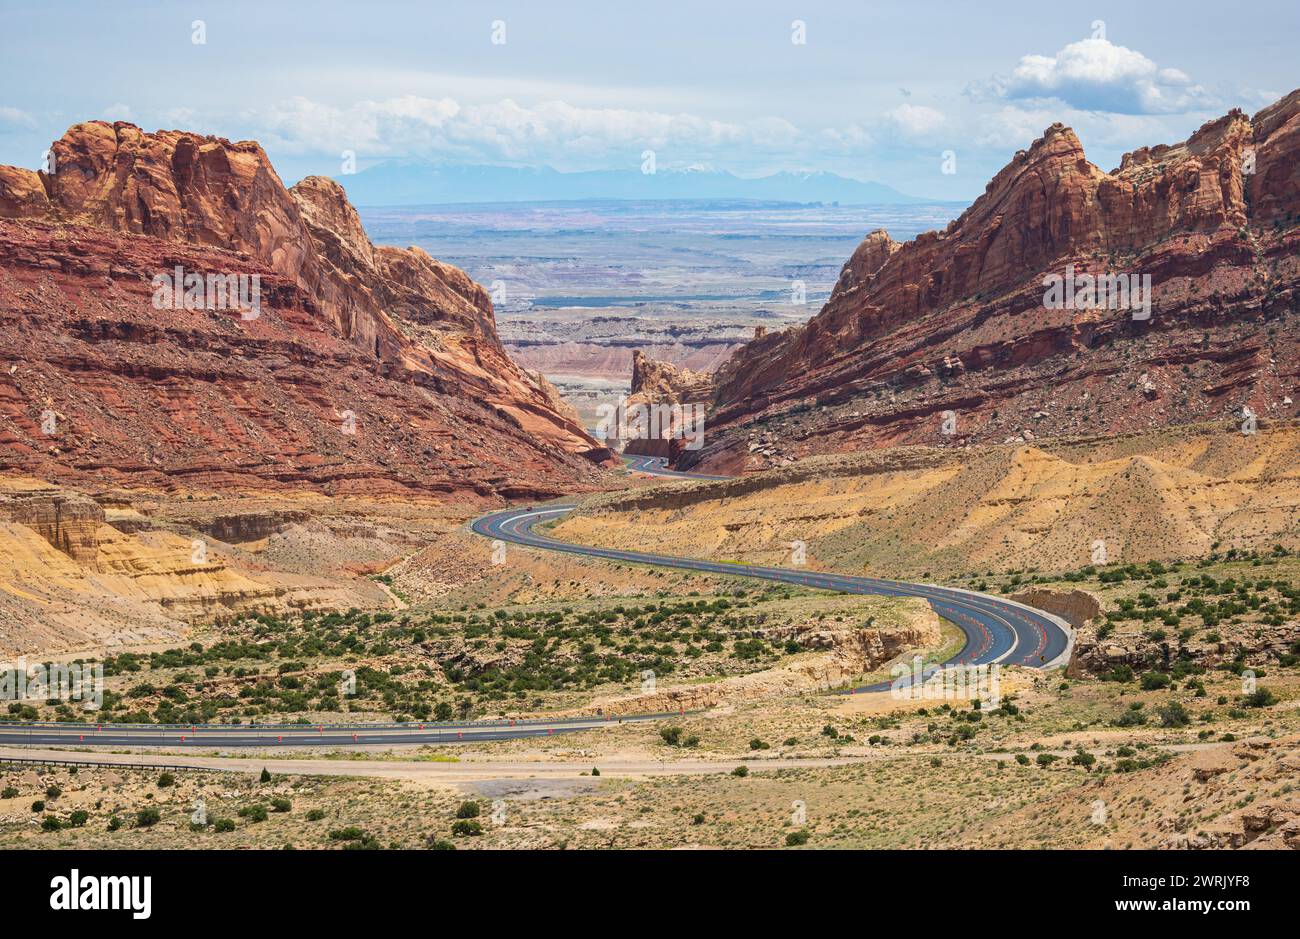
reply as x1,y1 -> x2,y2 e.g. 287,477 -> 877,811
473,463 -> 1073,687
0,456 -> 1070,749
0,713 -> 676,749
621,453 -> 734,481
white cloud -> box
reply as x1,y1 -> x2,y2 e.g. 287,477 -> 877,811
103,102 -> 134,121
884,103 -> 946,138
816,123 -> 875,150
973,105 -> 1060,149
160,107 -> 198,127
242,95 -> 810,170
990,39 -> 1213,114
0,106 -> 36,128
248,95 -> 458,155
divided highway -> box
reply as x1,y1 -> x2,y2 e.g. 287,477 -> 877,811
0,456 -> 1070,749
472,505 -> 1073,683
621,453 -> 734,481
481,452 -> 1073,684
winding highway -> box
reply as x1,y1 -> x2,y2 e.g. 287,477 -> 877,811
621,453 -> 734,481
472,502 -> 1073,687
500,451 -> 1073,680
0,454 -> 1070,749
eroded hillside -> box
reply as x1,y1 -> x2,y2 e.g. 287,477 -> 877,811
556,422 -> 1300,578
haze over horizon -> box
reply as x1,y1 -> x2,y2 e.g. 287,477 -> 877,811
2,0 -> 1295,203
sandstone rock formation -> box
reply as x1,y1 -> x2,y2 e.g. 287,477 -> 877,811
621,349 -> 716,460
0,479 -> 376,658
681,92 -> 1300,475
1008,587 -> 1101,630
0,121 -> 607,499
629,349 -> 715,405
1146,738 -> 1300,849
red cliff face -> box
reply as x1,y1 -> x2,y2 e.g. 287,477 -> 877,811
621,349 -> 716,460
685,92 -> 1300,474
0,121 -> 605,499
628,349 -> 715,405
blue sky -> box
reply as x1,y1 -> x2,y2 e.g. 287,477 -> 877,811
1,0 -> 1295,200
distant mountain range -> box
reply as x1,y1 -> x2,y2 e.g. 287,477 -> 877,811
333,161 -> 931,206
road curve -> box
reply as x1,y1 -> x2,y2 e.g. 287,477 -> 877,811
473,500 -> 1073,687
622,453 -> 734,481
0,460 -> 1070,749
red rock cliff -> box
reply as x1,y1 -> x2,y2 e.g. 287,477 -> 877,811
0,121 -> 605,498
683,92 -> 1300,474
621,349 -> 716,461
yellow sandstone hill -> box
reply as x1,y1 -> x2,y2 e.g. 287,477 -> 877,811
553,421 -> 1300,578
0,478 -> 373,657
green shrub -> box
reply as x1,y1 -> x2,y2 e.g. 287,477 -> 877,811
1100,664 -> 1133,682
1158,702 -> 1191,728
157,772 -> 175,788
455,801 -> 481,819
135,807 -> 161,828
451,819 -> 483,837
306,809 -> 326,821
213,817 -> 236,832
785,830 -> 810,846
1112,707 -> 1148,727
238,804 -> 269,823
1139,671 -> 1171,690
1243,688 -> 1278,708
731,765 -> 749,777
